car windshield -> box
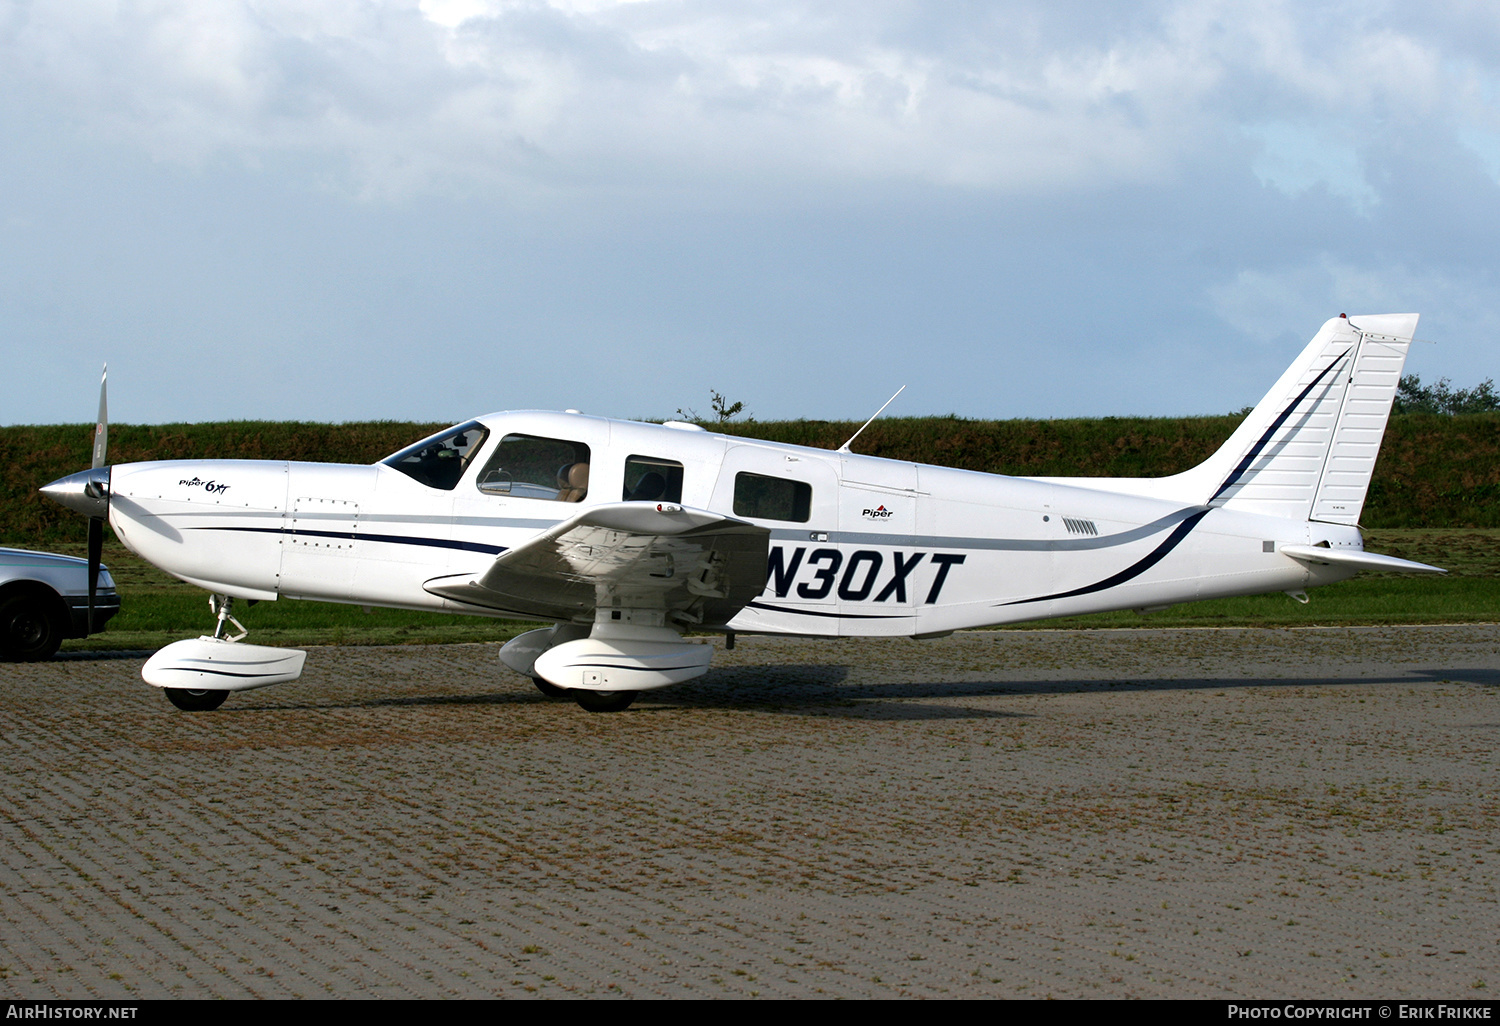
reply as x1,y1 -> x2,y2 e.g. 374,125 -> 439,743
381,421 -> 490,490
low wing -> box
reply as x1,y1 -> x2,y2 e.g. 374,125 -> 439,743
1280,545 -> 1445,574
423,502 -> 771,625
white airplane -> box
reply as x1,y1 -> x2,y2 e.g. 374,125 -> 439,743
43,313 -> 1444,713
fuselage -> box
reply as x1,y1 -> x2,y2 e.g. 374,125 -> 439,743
103,410 -> 1363,637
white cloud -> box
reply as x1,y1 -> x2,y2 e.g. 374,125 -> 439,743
1244,121 -> 1379,211
0,1 -> 1494,204
1208,256 -> 1500,352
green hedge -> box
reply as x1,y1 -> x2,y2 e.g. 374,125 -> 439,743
4,412 -> 1496,544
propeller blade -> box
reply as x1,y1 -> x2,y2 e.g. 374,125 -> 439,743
40,365 -> 112,636
91,365 -> 108,470
87,516 -> 103,635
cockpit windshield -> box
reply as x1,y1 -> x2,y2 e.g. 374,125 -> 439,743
381,421 -> 490,490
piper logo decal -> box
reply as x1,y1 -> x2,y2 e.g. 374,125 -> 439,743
179,477 -> 230,495
861,505 -> 895,519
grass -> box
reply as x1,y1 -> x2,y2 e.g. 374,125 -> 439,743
1024,528 -> 1500,630
47,539 -> 544,652
49,528 -> 1500,653
6,413 -> 1499,546
13,417 -> 1482,650
1016,576 -> 1500,630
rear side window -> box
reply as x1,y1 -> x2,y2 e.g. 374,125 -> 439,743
475,434 -> 592,502
733,472 -> 811,522
623,456 -> 684,503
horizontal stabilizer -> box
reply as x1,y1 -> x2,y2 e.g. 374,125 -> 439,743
1279,545 -> 1445,575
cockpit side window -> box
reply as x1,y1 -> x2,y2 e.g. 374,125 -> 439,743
476,434 -> 592,502
381,422 -> 489,491
622,456 -> 684,503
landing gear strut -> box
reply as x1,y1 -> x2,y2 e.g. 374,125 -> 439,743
209,594 -> 247,641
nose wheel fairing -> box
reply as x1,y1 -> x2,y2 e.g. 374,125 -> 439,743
142,636 -> 307,691
141,594 -> 306,695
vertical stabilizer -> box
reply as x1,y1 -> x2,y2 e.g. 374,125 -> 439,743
1185,313 -> 1416,524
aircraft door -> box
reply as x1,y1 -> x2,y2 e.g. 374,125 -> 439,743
710,446 -> 842,636
837,459 -> 921,637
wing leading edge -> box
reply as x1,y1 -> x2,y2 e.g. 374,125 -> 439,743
423,502 -> 772,625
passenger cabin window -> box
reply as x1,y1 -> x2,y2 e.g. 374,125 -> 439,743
382,422 -> 489,491
623,456 -> 684,503
476,434 -> 592,502
733,472 -> 811,522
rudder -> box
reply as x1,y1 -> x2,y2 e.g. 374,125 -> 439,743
1306,315 -> 1416,524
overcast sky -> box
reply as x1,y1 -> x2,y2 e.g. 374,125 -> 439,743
2,1 -> 1498,429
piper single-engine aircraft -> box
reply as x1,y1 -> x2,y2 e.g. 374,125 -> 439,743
43,314 -> 1444,713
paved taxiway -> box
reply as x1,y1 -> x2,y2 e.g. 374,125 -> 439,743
1,626 -> 1497,998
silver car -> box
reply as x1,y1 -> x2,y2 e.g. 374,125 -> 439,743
0,548 -> 120,661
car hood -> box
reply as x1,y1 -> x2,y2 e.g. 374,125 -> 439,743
0,547 -> 110,573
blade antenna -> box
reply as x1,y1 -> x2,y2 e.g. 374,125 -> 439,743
837,385 -> 905,454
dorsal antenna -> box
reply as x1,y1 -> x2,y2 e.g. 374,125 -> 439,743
837,385 -> 905,454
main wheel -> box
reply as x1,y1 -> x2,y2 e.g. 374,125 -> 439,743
164,688 -> 228,712
570,689 -> 638,713
532,676 -> 568,699
0,593 -> 64,662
